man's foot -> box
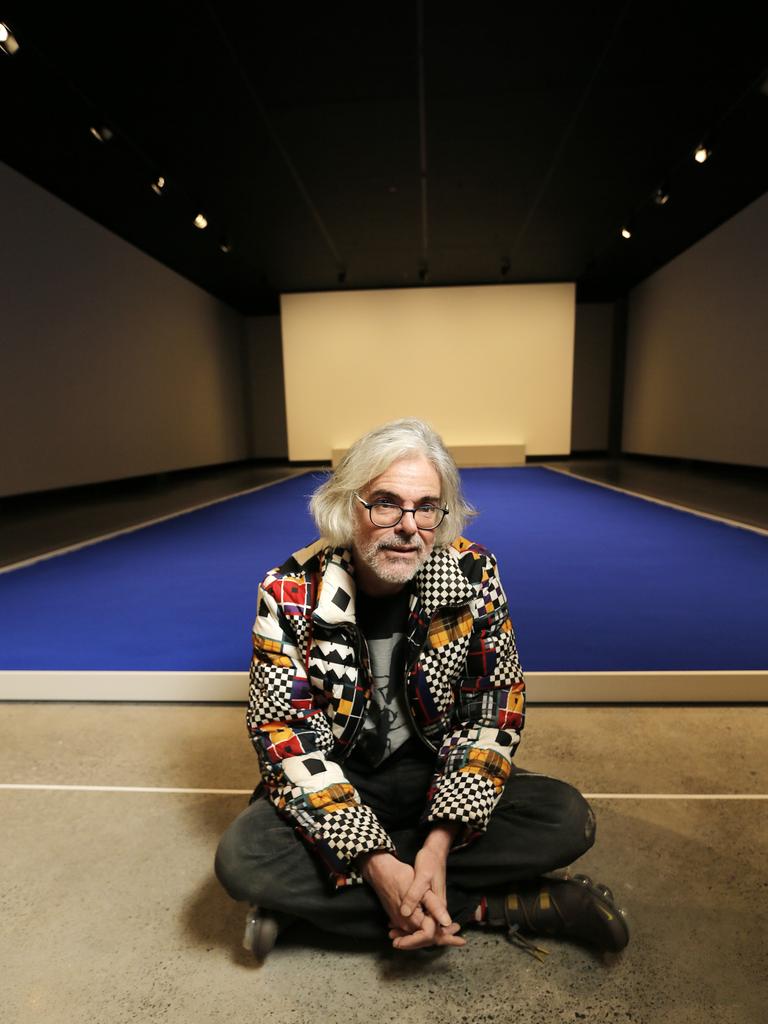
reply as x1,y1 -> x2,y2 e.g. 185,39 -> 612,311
485,874 -> 629,955
242,906 -> 295,961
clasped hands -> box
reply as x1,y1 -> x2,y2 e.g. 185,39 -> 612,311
358,824 -> 466,950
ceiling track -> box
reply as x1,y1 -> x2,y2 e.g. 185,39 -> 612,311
203,2 -> 345,273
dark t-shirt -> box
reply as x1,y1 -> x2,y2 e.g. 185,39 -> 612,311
346,586 -> 417,770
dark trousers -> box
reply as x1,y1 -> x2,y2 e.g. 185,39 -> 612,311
215,750 -> 596,940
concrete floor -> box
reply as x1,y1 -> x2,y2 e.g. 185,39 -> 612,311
2,704 -> 767,1023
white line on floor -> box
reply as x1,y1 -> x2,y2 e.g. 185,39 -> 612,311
584,793 -> 768,800
0,468 -> 315,575
543,465 -> 768,536
1,784 -> 767,799
0,784 -> 253,794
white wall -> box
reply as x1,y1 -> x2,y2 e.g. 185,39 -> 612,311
623,191 -> 768,467
571,303 -> 614,452
0,162 -> 250,497
281,283 -> 575,460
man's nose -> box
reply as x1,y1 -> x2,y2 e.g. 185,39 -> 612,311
395,510 -> 419,535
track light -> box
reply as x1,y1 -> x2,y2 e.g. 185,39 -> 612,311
620,226 -> 632,240
150,175 -> 166,196
653,187 -> 670,206
219,237 -> 233,254
418,263 -> 428,283
0,21 -> 19,55
89,124 -> 114,143
500,258 -> 510,277
694,144 -> 710,164
193,212 -> 208,230
337,267 -> 346,284
90,125 -> 113,144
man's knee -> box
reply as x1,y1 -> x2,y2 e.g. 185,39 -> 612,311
214,802 -> 287,904
551,781 -> 596,861
214,821 -> 252,902
504,771 -> 597,865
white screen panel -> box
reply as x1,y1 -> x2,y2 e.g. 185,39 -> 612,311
281,283 -> 575,460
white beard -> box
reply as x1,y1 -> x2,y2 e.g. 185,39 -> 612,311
355,535 -> 429,586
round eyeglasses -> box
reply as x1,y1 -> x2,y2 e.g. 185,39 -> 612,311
355,494 -> 448,530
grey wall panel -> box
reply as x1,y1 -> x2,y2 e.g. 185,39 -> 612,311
244,316 -> 288,459
0,163 -> 250,497
623,191 -> 768,468
571,303 -> 614,452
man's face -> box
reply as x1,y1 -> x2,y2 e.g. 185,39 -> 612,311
351,453 -> 442,596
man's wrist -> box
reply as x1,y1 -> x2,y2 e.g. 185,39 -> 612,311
423,822 -> 460,856
357,849 -> 397,882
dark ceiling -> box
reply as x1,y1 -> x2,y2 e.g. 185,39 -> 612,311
2,3 -> 768,315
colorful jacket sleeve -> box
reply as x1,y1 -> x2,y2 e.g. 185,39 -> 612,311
246,569 -> 395,887
423,549 -> 526,842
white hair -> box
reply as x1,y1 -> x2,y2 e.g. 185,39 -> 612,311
309,418 -> 476,548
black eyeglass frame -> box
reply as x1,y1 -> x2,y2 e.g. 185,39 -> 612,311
354,493 -> 449,531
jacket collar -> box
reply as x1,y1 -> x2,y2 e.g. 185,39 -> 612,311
312,543 -> 476,628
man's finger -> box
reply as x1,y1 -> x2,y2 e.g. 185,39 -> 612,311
400,875 -> 430,917
420,889 -> 452,927
392,928 -> 433,950
394,918 -> 460,951
391,914 -> 466,950
395,931 -> 465,950
408,905 -> 426,929
440,922 -> 462,934
390,918 -> 458,943
393,913 -> 436,947
390,906 -> 425,934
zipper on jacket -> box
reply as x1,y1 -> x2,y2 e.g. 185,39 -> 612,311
401,598 -> 475,755
340,623 -> 373,758
401,605 -> 443,755
402,665 -> 438,754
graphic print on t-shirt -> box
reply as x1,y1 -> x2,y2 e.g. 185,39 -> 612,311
351,586 -> 416,768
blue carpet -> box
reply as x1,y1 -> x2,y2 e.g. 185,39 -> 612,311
461,468 -> 768,671
0,474 -> 322,672
0,468 -> 766,672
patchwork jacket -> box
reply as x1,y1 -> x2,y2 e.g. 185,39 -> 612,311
247,536 -> 526,888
